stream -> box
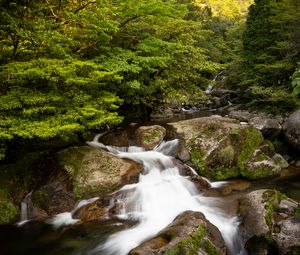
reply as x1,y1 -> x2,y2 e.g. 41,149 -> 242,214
1,113 -> 300,255
87,138 -> 244,255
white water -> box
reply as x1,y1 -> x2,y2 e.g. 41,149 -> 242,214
205,71 -> 224,94
48,197 -> 99,229
88,137 -> 245,255
17,191 -> 33,226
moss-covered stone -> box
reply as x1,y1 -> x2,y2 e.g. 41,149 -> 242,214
129,211 -> 226,255
58,146 -> 141,199
217,145 -> 235,166
241,189 -> 299,254
234,127 -> 264,169
134,125 -> 166,150
164,225 -> 206,255
171,116 -> 286,181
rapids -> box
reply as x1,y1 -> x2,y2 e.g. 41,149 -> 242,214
87,136 -> 245,255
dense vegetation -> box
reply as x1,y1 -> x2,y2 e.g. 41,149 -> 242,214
0,0 -> 299,161
226,0 -> 300,112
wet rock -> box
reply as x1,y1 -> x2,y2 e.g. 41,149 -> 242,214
283,109 -> 300,151
228,110 -> 254,122
169,116 -> 287,181
134,125 -> 166,150
243,150 -> 287,180
29,169 -> 76,219
239,190 -> 269,239
100,125 -> 137,147
219,179 -> 251,195
58,146 -> 141,198
129,211 -> 227,255
239,189 -> 300,255
249,117 -> 282,137
273,217 -> 300,255
150,107 -> 174,119
73,199 -> 108,223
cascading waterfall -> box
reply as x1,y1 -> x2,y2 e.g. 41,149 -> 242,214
205,71 -> 224,94
88,137 -> 246,255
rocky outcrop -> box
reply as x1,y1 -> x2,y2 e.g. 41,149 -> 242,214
72,198 -> 108,223
239,189 -> 300,255
228,110 -> 255,122
134,125 -> 166,150
29,169 -> 76,220
169,116 -> 288,180
22,146 -> 141,221
283,109 -> 300,151
249,117 -> 282,137
228,110 -> 282,137
129,211 -> 227,255
58,146 -> 141,198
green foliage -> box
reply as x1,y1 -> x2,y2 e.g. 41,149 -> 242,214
292,64 -> 300,95
0,199 -> 18,224
0,0 -> 267,160
225,0 -> 300,112
0,57 -> 123,159
245,86 -> 300,113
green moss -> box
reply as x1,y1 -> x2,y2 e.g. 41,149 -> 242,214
203,239 -> 220,255
190,127 -> 267,181
217,145 -> 235,166
143,130 -> 164,143
294,206 -> 300,217
242,167 -> 274,180
263,190 -> 287,239
164,225 -> 206,255
260,140 -> 275,156
190,150 -> 207,175
0,198 -> 18,224
230,128 -> 240,139
236,127 -> 264,170
214,167 -> 240,181
164,224 -> 222,255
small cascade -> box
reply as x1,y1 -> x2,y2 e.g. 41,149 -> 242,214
88,137 -> 246,255
17,191 -> 33,226
205,71 -> 224,94
48,197 -> 99,229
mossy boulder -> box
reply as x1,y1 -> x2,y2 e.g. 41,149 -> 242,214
129,211 -> 226,255
58,146 -> 141,199
239,189 -> 300,255
169,116 -> 288,181
134,125 -> 166,150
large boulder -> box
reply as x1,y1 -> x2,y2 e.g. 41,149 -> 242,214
29,169 -> 76,220
134,125 -> 166,150
22,146 -> 141,221
283,109 -> 300,151
249,117 -> 282,137
129,211 -> 227,255
228,110 -> 282,137
58,146 -> 141,198
228,110 -> 255,122
169,116 -> 288,180
239,189 -> 300,255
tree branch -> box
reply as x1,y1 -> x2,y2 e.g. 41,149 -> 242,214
74,1 -> 97,14
45,0 -> 59,19
119,16 -> 141,28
